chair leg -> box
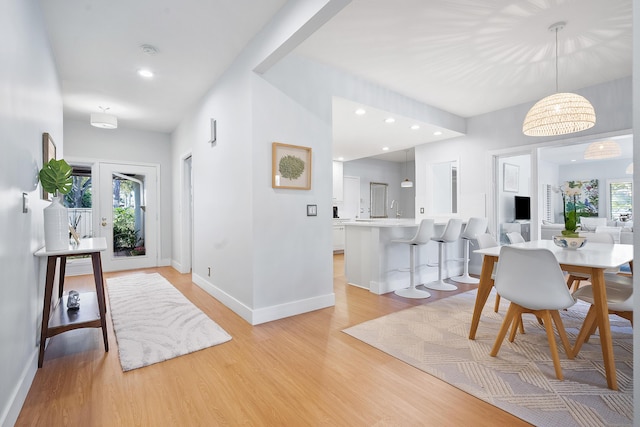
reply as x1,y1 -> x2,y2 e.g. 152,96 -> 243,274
490,304 -> 519,357
540,310 -> 564,380
493,293 -> 501,313
566,274 -> 583,292
572,305 -> 597,358
549,310 -> 573,360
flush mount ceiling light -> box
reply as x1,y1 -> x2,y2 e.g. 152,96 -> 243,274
90,106 -> 117,129
522,22 -> 596,137
138,69 -> 154,78
401,149 -> 413,188
583,140 -> 621,160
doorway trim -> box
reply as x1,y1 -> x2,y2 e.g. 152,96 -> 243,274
174,151 -> 193,273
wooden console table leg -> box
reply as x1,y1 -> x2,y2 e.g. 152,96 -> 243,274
38,256 -> 58,368
57,255 -> 67,299
91,253 -> 109,352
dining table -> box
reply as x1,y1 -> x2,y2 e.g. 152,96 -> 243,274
470,239 -> 633,390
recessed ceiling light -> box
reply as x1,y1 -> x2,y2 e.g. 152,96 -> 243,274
138,69 -> 154,78
410,125 -> 420,130
382,147 -> 389,151
337,157 -> 344,161
384,117 -> 395,124
571,159 -> 576,162
433,131 -> 443,136
355,108 -> 366,115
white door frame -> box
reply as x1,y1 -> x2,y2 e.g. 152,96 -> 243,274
96,161 -> 160,272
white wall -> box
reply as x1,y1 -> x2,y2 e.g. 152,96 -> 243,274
0,1 -> 63,425
416,77 -> 632,231
63,119 -> 173,265
343,158 -> 415,219
171,0 -> 346,324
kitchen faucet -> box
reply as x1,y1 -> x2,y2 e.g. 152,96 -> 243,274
390,200 -> 401,218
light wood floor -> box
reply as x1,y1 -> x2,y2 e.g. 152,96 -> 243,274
16,255 -> 529,426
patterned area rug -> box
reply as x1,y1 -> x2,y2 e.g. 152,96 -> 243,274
107,273 -> 232,371
343,290 -> 633,426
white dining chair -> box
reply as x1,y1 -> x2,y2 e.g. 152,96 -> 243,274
452,217 -> 488,284
490,246 -> 576,380
506,232 -> 525,244
572,276 -> 633,356
567,232 -> 616,291
391,219 -> 435,299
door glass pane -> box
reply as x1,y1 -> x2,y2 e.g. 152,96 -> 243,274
112,173 -> 146,257
64,167 -> 93,238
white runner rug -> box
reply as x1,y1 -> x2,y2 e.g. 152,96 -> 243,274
107,273 -> 231,371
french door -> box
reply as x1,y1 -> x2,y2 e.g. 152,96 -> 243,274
97,162 -> 159,271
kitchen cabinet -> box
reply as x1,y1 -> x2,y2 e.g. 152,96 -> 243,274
333,222 -> 345,252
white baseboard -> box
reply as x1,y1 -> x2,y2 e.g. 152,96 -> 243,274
1,349 -> 37,427
192,274 -> 336,325
158,257 -> 171,267
192,273 -> 253,323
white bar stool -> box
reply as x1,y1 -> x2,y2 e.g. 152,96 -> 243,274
425,218 -> 462,291
391,219 -> 435,299
452,217 -> 488,284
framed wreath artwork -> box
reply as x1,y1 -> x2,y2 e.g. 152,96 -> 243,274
272,142 -> 312,190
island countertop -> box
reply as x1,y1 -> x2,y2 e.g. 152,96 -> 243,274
343,218 -> 465,294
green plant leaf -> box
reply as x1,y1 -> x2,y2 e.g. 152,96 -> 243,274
39,158 -> 73,195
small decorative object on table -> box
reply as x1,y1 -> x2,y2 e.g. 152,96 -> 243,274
552,235 -> 587,250
67,290 -> 80,310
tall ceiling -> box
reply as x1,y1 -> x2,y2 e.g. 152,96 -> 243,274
39,0 -> 632,161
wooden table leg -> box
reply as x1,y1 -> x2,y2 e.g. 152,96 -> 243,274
590,268 -> 617,390
57,255 -> 67,299
469,255 -> 496,340
91,253 -> 109,352
38,256 -> 58,368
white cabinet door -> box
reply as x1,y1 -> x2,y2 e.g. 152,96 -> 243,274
333,225 -> 345,251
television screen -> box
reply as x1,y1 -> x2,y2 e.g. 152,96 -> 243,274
514,196 -> 531,220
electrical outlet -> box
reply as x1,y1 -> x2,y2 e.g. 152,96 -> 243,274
420,207 -> 424,214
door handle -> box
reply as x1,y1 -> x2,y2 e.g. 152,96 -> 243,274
101,217 -> 108,227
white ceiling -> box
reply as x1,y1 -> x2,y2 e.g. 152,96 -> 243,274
39,0 -> 632,162
38,0 -> 288,133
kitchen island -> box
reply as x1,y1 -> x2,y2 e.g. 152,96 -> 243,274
344,219 -> 464,294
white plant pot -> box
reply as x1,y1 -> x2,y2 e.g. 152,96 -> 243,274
44,195 -> 69,251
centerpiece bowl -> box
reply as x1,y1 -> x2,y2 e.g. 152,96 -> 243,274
553,235 -> 587,250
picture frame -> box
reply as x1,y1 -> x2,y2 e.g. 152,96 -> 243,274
307,204 -> 317,216
272,142 -> 312,190
503,163 -> 519,192
42,132 -> 56,200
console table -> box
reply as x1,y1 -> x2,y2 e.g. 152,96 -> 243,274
34,237 -> 109,367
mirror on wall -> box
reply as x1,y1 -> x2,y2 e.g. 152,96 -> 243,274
370,182 -> 388,218
430,160 -> 458,214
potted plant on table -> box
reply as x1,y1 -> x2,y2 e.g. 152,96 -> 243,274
553,182 -> 587,249
40,158 -> 73,250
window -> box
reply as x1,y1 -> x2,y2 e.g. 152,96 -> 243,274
607,179 -> 633,221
